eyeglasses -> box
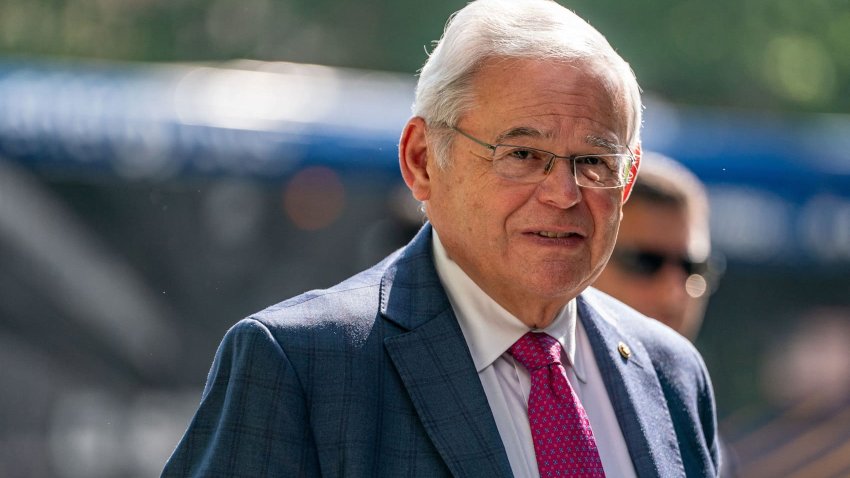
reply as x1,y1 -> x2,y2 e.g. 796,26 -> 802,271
451,126 -> 634,189
610,248 -> 708,278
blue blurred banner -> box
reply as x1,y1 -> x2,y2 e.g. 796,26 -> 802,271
0,59 -> 411,179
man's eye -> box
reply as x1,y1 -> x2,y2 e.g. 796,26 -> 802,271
576,156 -> 602,165
507,148 -> 540,161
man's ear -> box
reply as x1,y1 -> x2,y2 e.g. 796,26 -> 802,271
399,116 -> 433,201
622,144 -> 641,203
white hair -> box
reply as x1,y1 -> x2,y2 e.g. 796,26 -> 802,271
413,0 -> 642,166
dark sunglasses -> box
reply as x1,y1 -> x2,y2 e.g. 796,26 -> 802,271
610,248 -> 708,277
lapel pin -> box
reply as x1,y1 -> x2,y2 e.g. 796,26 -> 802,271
617,342 -> 632,360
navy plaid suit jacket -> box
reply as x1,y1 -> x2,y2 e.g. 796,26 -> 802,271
162,224 -> 720,477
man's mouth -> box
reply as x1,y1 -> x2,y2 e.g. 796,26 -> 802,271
535,231 -> 581,238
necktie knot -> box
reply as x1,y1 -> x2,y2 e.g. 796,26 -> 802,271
508,332 -> 562,372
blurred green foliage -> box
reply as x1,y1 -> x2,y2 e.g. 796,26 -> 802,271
0,0 -> 848,113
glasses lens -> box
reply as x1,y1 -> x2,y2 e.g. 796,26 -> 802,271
614,250 -> 665,276
613,249 -> 709,278
575,155 -> 629,188
491,145 -> 553,182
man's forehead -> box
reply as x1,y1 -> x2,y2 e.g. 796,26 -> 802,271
494,126 -> 625,153
467,58 -> 631,148
585,135 -> 623,153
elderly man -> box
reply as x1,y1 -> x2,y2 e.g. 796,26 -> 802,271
163,1 -> 720,477
594,152 -> 716,340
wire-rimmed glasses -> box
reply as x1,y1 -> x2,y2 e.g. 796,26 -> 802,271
452,126 -> 634,189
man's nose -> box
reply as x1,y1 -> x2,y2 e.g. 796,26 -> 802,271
536,158 -> 582,208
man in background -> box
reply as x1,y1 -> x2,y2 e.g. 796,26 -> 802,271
594,152 -> 717,340
595,152 -> 738,477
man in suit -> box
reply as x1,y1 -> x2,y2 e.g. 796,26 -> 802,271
163,0 -> 721,476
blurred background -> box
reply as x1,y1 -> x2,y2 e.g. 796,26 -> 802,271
0,0 -> 848,476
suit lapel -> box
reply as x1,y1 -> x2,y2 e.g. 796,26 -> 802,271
378,226 -> 687,477
380,225 -> 512,478
578,294 -> 686,478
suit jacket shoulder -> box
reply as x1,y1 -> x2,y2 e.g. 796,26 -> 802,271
163,226 -> 511,478
249,246 -> 398,359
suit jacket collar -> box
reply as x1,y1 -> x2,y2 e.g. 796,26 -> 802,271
380,224 -> 514,478
578,291 -> 686,478
379,224 -> 451,331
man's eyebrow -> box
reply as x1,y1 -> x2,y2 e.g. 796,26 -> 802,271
585,135 -> 622,154
493,129 -> 624,153
495,127 -> 547,144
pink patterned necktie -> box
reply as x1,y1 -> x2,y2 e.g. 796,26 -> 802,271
509,332 -> 606,478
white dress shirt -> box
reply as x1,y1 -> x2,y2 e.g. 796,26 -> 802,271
431,231 -> 637,478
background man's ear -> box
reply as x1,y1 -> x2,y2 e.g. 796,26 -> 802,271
399,116 -> 433,201
622,144 -> 641,202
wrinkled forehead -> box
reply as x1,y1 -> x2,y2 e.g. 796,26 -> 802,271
570,59 -> 633,143
468,56 -> 633,144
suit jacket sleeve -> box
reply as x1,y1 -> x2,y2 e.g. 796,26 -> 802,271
651,325 -> 722,476
161,318 -> 321,477
691,344 -> 722,474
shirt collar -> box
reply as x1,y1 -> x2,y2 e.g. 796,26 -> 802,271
431,229 -> 584,381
